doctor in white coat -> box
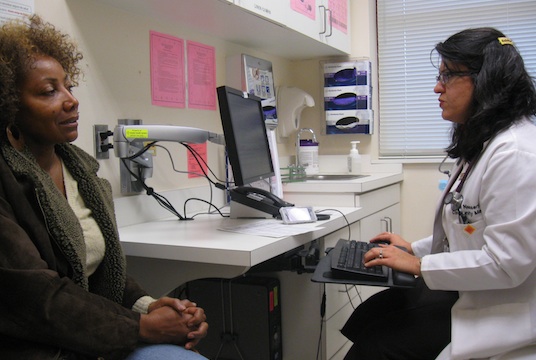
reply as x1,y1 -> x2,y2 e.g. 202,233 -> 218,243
343,28 -> 536,360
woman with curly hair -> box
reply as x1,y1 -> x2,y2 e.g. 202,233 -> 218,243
0,14 -> 208,360
342,28 -> 536,359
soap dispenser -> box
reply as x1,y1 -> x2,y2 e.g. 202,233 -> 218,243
347,141 -> 362,175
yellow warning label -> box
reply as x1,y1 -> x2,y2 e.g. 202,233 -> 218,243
125,129 -> 149,139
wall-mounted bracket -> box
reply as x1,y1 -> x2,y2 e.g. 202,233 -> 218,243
118,119 -> 147,195
94,124 -> 112,159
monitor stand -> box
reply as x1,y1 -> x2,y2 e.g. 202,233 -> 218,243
229,201 -> 274,219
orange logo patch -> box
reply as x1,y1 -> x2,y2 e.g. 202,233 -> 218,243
464,224 -> 476,235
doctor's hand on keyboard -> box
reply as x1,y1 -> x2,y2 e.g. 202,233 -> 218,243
329,239 -> 417,287
366,232 -> 422,279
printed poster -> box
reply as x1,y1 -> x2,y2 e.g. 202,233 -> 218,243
187,143 -> 207,178
187,40 -> 216,111
290,0 -> 316,20
150,31 -> 186,108
0,0 -> 34,24
328,0 -> 348,34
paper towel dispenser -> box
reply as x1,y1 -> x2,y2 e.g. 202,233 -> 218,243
276,86 -> 315,138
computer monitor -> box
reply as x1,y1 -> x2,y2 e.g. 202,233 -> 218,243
217,85 -> 275,187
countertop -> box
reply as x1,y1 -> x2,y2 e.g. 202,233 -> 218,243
282,171 -> 403,194
281,154 -> 403,194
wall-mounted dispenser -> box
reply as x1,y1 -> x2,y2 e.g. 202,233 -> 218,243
276,86 -> 315,138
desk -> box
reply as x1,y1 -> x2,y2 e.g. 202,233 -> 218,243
119,206 -> 363,296
119,206 -> 363,360
115,173 -> 401,359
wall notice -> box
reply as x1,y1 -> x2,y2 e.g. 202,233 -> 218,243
0,0 -> 34,25
150,30 -> 186,108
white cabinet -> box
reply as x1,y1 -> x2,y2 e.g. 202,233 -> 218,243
92,0 -> 350,59
234,0 -> 351,54
318,0 -> 351,53
360,203 -> 400,241
293,182 -> 401,360
232,0 -> 286,24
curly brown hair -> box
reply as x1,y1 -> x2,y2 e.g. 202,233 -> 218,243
0,14 -> 83,140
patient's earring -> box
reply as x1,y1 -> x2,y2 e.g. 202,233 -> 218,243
7,124 -> 20,140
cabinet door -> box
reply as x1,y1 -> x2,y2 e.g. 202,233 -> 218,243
283,0 -> 324,43
233,0 -> 286,24
321,0 -> 350,52
280,0 -> 350,53
359,203 -> 401,242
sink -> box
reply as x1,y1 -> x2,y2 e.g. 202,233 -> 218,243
304,174 -> 369,181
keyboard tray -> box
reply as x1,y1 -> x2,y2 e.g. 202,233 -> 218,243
311,239 -> 417,288
330,239 -> 388,281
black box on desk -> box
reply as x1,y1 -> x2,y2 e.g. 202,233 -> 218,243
187,276 -> 282,360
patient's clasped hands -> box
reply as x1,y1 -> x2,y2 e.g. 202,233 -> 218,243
139,297 -> 208,351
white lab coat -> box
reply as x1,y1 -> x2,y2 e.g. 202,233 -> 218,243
412,118 -> 536,360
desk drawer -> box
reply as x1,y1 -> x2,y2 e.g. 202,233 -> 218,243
326,300 -> 355,359
325,283 -> 360,320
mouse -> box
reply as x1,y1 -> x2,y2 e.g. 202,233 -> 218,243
316,214 -> 331,221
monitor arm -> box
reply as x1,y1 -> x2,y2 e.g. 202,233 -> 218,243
113,124 -> 225,158
111,124 -> 225,195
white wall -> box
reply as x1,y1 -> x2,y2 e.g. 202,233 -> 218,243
34,0 -> 442,241
34,0 -> 292,199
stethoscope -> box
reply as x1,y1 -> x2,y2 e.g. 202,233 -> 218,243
439,145 -> 487,224
442,160 -> 475,223
438,155 -> 452,178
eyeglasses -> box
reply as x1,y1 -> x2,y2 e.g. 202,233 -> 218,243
436,71 -> 475,85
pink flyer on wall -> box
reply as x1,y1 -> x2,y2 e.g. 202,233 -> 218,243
150,31 -> 185,108
187,40 -> 216,111
328,0 -> 348,34
290,0 -> 316,20
187,143 -> 207,178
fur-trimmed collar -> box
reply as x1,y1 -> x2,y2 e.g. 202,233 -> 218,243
1,142 -> 126,303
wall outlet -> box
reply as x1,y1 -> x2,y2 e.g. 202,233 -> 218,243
93,124 -> 111,159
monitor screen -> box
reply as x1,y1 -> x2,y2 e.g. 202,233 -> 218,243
217,85 -> 275,187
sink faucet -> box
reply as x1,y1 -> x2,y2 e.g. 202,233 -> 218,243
296,128 -> 317,169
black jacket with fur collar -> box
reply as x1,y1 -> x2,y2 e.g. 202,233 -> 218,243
0,142 -> 148,359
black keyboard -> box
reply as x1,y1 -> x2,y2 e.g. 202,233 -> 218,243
330,239 -> 388,282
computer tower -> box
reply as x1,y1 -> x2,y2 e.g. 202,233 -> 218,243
187,276 -> 282,360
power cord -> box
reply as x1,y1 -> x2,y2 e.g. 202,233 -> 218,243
316,208 -> 352,240
121,158 -> 188,220
316,283 -> 326,360
121,141 -> 229,220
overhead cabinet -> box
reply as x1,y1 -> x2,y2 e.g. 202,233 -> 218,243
234,0 -> 350,54
93,0 -> 350,59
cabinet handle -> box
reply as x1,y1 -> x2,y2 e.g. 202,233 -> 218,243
325,8 -> 333,37
380,217 -> 393,233
319,5 -> 327,35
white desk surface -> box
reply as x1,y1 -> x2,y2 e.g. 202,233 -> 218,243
119,206 -> 363,295
119,206 -> 363,268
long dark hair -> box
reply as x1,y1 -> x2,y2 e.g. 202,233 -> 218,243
435,27 -> 536,161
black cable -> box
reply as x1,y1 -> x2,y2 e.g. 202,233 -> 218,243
126,141 -> 157,161
316,208 -> 351,240
121,142 -> 231,220
184,198 -> 229,218
316,284 -> 326,360
180,142 -> 228,185
120,158 -> 187,220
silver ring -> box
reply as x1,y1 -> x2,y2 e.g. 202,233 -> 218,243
379,249 -> 383,259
